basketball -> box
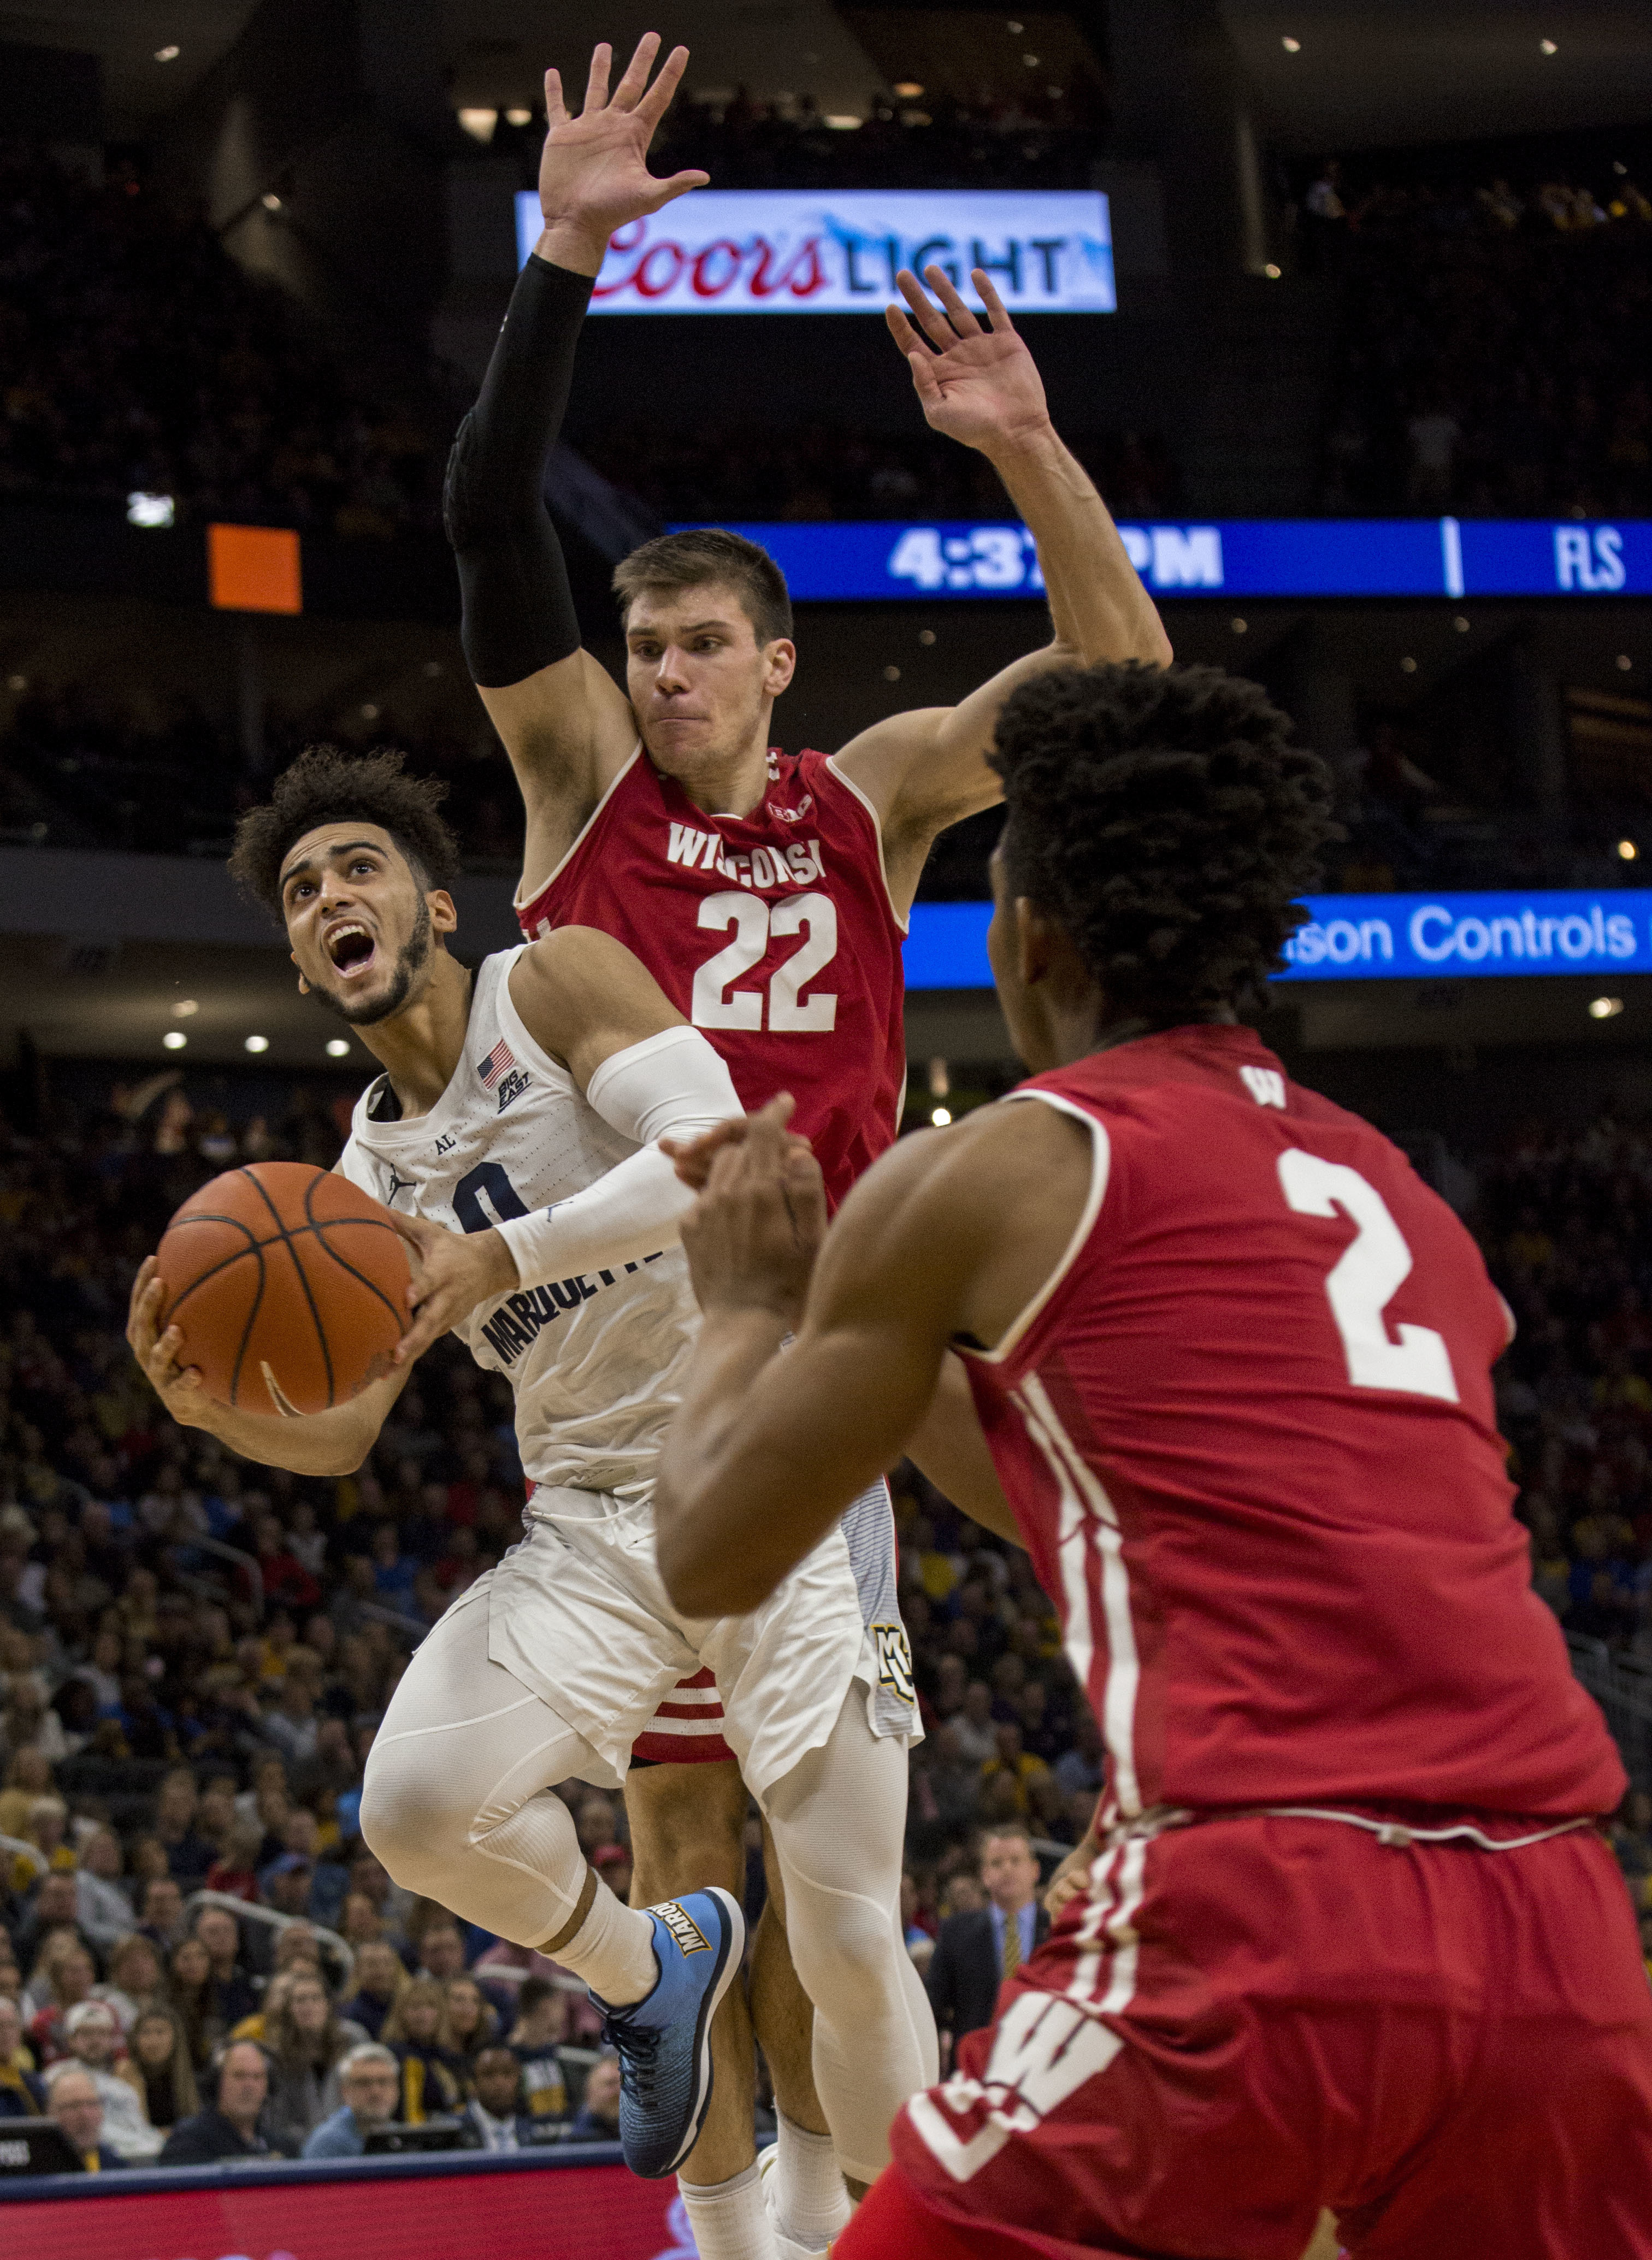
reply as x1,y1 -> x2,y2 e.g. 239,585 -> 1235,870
152,1163 -> 410,1417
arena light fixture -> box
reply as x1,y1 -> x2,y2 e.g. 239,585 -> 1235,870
1616,654 -> 1635,671
1539,38 -> 1557,55
1282,36 -> 1302,52
458,108 -> 499,142
504,108 -> 532,127
893,81 -> 925,98
1400,656 -> 1418,674
154,44 -> 180,62
931,1106 -> 952,1126
261,193 -> 281,212
1590,997 -> 1624,1020
824,115 -> 862,129
172,999 -> 199,1018
5,674 -> 26,692
244,1035 -> 270,1054
1454,615 -> 1471,633
163,1031 -> 187,1051
326,1039 -> 351,1059
126,492 -> 175,528
361,703 -> 380,720
1618,840 -> 1638,861
1264,262 -> 1282,278
1230,617 -> 1248,635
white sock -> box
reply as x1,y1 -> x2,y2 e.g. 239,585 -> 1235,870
771,2111 -> 851,2249
536,1873 -> 658,2005
678,2162 -> 777,2260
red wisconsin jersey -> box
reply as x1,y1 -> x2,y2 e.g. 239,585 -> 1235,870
964,1023 -> 1624,1820
517,746 -> 906,1210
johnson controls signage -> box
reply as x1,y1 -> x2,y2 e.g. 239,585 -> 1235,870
902,893 -> 1652,990
517,189 -> 1114,313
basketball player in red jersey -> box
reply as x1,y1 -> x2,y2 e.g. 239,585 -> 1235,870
432,32 -> 1173,2254
653,659 -> 1652,2259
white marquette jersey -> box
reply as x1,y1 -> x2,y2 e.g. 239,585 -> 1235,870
337,947 -> 699,1500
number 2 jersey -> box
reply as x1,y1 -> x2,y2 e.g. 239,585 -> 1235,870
963,1022 -> 1624,1821
337,947 -> 699,1501
515,745 -> 907,1211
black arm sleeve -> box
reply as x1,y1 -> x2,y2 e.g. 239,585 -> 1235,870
443,255 -> 594,691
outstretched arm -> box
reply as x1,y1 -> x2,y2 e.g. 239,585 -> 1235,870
834,265 -> 1171,909
445,35 -> 707,887
127,1261 -> 412,1476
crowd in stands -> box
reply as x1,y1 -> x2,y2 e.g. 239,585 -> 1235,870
483,82 -> 1102,194
580,416 -> 1178,529
0,146 -> 441,536
1310,158 -> 1652,517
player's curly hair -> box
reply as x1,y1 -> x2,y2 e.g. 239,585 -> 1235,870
991,660 -> 1333,1014
228,745 -> 461,916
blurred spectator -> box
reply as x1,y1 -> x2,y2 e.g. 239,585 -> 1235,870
302,2039 -> 402,2158
50,2000 -> 162,2159
381,1977 -> 464,2120
48,2063 -> 126,2171
157,2038 -> 280,2163
340,1938 -> 407,2040
0,1991 -> 45,2115
504,1975 -> 573,2121
123,2007 -> 198,2133
263,1968 -> 369,2155
461,2044 -> 541,2150
75,1831 -> 138,1955
192,1905 -> 258,2029
444,1974 -> 499,2074
924,1824 -> 1049,2069
568,2050 -> 621,2140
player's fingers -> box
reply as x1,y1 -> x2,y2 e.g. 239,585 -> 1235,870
581,40 -> 613,114
923,262 -> 981,335
971,267 -> 1014,332
635,42 -> 691,127
611,28 -> 662,110
543,67 -> 567,128
906,347 -> 943,406
781,1149 -> 827,1248
884,302 -> 922,358
640,170 -> 711,213
894,268 -> 954,352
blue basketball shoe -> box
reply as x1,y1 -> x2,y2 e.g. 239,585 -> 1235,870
592,1887 -> 745,2178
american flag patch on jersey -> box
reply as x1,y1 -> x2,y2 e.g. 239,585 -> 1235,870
476,1038 -> 516,1089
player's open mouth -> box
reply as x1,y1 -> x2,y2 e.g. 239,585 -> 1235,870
324,922 -> 377,978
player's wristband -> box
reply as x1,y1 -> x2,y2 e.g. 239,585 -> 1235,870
494,1028 -> 744,1289
444,256 -> 593,689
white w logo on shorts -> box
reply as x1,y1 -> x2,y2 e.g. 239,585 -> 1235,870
907,1994 -> 1123,2182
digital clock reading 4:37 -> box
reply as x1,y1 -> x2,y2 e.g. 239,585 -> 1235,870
885,526 -> 1047,593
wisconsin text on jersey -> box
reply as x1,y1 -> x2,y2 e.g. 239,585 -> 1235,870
479,1254 -> 666,1367
665,824 -> 825,889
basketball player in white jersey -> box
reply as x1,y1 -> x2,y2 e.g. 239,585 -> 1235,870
125,746 -> 937,2217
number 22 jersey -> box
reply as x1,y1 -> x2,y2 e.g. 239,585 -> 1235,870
516,745 -> 907,1210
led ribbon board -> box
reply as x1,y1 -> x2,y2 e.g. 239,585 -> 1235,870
518,190 -> 1114,313
674,518 -> 1652,600
904,894 -> 1652,991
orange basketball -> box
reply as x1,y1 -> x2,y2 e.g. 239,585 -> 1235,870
154,1162 -> 411,1417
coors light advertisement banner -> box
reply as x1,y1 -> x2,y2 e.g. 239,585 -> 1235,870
516,189 -> 1115,314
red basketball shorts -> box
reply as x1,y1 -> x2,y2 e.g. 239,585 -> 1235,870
840,1810 -> 1652,2260
630,1665 -> 736,1766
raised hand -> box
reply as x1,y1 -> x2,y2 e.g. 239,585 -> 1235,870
886,265 -> 1053,459
536,32 -> 709,275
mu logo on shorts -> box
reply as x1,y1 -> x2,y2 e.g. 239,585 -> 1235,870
656,1901 -> 712,1955
873,1622 -> 915,1707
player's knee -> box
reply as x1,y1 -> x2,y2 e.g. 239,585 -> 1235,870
788,1889 -> 902,2016
360,1738 -> 471,1891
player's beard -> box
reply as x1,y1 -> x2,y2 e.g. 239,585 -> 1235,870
317,896 -> 433,1027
